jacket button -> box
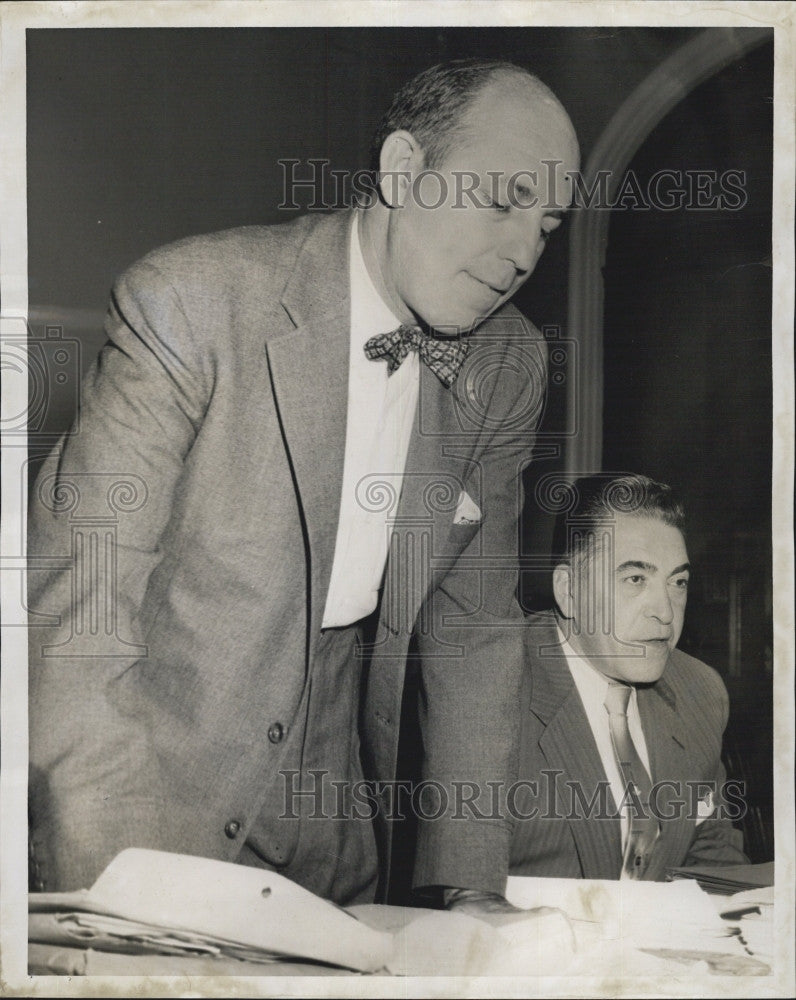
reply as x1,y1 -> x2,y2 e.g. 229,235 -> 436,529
224,819 -> 241,839
268,722 -> 284,744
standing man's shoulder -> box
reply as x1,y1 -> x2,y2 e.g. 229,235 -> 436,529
119,212 -> 322,297
460,303 -> 549,428
107,212 -> 346,360
475,300 -> 546,346
471,302 -> 549,384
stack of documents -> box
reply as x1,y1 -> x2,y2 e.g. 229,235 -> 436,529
505,874 -> 771,976
30,849 -> 392,971
30,849 -> 575,977
666,861 -> 774,894
30,849 -> 773,977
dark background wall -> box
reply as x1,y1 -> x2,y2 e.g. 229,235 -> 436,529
600,41 -> 773,859
26,27 -> 774,863
26,26 -> 703,405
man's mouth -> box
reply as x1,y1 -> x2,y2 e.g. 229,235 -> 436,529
470,274 -> 511,295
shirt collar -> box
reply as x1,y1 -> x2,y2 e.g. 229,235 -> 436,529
556,624 -> 639,712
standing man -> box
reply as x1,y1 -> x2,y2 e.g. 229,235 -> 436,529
510,474 -> 747,879
28,59 -> 579,909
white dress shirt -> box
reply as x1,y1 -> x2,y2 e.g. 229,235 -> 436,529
322,213 -> 420,628
557,628 -> 653,859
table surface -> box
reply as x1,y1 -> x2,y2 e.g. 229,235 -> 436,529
28,898 -> 774,979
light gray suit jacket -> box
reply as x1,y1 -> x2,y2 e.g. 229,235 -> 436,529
509,613 -> 747,879
29,209 -> 548,898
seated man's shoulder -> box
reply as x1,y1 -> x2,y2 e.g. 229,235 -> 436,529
523,608 -> 558,631
665,647 -> 729,712
520,610 -> 560,661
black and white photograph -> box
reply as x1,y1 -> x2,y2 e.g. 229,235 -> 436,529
0,1 -> 793,996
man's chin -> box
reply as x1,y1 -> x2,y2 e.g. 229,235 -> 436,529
422,301 -> 501,336
425,316 -> 481,337
615,645 -> 671,684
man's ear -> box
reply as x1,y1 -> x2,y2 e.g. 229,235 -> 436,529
552,563 -> 575,619
378,129 -> 423,208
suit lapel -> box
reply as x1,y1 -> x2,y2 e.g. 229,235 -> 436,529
637,673 -> 694,879
379,362 -> 476,637
264,211 -> 352,644
527,621 -> 623,878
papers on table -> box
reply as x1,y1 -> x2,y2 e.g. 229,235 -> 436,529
30,849 -> 392,972
29,848 -> 576,976
28,849 -> 773,977
666,861 -> 774,894
505,874 -> 771,976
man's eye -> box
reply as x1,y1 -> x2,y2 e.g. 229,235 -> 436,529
672,577 -> 690,590
624,575 -> 645,585
482,192 -> 510,213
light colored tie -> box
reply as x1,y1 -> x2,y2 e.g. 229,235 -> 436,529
604,682 -> 660,879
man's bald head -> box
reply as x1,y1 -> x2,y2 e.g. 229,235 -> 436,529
369,58 -> 576,173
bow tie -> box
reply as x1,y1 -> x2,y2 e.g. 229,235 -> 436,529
364,324 -> 469,388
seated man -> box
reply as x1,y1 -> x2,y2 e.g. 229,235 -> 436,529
510,473 -> 748,880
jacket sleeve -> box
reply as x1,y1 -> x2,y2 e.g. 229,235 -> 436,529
411,320 -> 547,894
28,257 -> 215,891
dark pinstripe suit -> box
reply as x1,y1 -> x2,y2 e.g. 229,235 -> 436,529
509,613 -> 747,880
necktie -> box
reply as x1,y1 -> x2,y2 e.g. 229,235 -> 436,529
604,682 -> 660,879
364,324 -> 469,388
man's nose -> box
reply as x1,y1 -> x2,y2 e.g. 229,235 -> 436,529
646,583 -> 674,625
498,216 -> 543,274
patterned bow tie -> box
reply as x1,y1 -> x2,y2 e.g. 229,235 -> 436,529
364,324 -> 469,388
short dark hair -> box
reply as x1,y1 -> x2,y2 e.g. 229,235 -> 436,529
551,473 -> 686,566
369,58 -> 542,172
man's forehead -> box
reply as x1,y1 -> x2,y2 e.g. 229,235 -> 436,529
589,515 -> 689,569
